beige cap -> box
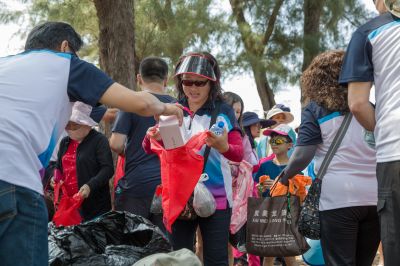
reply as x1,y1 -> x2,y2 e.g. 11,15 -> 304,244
265,105 -> 294,124
385,0 -> 400,17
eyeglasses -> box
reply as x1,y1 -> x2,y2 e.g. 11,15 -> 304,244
181,79 -> 209,87
269,136 -> 290,145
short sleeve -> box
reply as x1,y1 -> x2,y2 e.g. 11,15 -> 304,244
339,31 -> 374,86
297,103 -> 322,146
67,56 -> 114,106
90,105 -> 107,123
112,111 -> 133,135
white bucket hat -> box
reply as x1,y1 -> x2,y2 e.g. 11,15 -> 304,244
385,0 -> 400,17
69,102 -> 97,127
265,104 -> 294,124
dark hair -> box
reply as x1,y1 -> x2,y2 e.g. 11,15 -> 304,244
301,50 -> 348,112
25,22 -> 83,53
174,51 -> 223,102
139,56 -> 169,83
223,91 -> 244,127
244,126 -> 256,149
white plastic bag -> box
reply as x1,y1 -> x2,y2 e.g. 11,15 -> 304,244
193,174 -> 216,217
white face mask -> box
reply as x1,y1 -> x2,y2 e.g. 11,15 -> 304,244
66,127 -> 89,141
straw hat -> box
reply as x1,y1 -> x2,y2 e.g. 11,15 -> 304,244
385,0 -> 400,17
265,104 -> 294,124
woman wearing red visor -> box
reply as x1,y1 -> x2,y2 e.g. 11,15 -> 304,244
171,53 -> 243,266
171,52 -> 244,265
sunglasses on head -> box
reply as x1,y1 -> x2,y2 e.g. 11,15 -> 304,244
181,79 -> 209,87
269,136 -> 290,145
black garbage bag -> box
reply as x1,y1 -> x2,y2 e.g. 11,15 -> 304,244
229,223 -> 246,253
48,211 -> 171,266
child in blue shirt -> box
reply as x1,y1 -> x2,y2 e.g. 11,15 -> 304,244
255,124 -> 294,187
254,124 -> 297,266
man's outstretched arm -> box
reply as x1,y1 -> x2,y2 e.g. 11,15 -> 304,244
100,82 -> 183,124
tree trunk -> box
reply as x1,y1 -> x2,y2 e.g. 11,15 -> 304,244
93,0 -> 136,138
229,0 -> 283,112
301,0 -> 325,105
94,0 -> 136,91
251,63 -> 276,113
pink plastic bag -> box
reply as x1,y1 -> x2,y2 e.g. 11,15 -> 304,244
230,160 -> 254,234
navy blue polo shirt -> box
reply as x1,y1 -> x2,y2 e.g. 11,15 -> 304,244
112,93 -> 175,197
339,12 -> 400,163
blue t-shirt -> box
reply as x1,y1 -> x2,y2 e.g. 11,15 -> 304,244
254,160 -> 286,197
112,93 -> 175,197
254,160 -> 286,183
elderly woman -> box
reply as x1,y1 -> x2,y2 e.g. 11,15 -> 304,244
278,51 -> 379,265
53,102 -> 114,222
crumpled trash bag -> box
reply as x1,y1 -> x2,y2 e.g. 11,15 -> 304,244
48,211 -> 171,266
229,223 -> 246,253
133,248 -> 202,266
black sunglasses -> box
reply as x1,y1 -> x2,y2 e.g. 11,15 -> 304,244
181,79 -> 209,87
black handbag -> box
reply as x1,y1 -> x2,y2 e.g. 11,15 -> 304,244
298,112 -> 352,240
150,102 -> 221,220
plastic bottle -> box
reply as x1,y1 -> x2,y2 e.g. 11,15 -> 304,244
210,121 -> 224,136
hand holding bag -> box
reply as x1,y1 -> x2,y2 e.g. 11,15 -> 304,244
245,184 -> 309,257
298,113 -> 352,240
52,182 -> 83,227
149,102 -> 221,230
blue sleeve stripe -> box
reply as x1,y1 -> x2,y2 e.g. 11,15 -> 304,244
317,111 -> 341,125
368,21 -> 400,40
219,114 -> 233,130
38,124 -> 58,168
23,49 -> 72,59
5,49 -> 72,60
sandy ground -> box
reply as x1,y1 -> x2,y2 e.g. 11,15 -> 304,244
295,253 -> 382,265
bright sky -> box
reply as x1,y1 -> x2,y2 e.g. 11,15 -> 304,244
0,0 -> 377,126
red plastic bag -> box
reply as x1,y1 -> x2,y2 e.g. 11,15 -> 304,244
150,132 -> 207,232
114,155 -> 125,189
52,182 -> 83,227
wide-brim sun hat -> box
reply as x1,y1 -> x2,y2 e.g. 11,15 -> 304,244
263,124 -> 294,142
385,0 -> 400,17
265,105 -> 294,124
242,111 -> 276,128
174,54 -> 217,81
70,102 -> 97,127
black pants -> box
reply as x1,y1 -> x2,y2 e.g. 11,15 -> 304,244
114,193 -> 166,235
170,208 -> 231,266
319,206 -> 380,266
377,161 -> 400,266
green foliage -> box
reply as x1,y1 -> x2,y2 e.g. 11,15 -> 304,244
0,0 -> 375,93
220,0 -> 373,91
0,0 -> 225,69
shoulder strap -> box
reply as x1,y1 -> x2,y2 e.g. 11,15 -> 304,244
317,112 -> 353,180
203,101 -> 221,171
